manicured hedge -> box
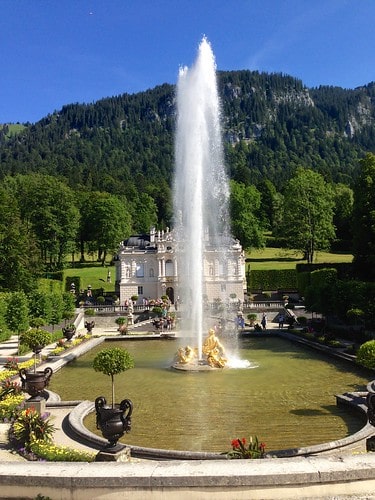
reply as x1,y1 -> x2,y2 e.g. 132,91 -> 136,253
296,262 -> 352,279
248,269 -> 298,291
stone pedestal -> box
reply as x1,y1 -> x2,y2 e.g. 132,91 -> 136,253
24,398 -> 46,414
95,445 -> 131,462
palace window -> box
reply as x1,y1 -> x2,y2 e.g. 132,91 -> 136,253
136,263 -> 144,277
165,259 -> 174,277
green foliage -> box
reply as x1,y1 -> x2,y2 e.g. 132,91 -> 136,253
0,73 -> 374,236
93,347 -> 134,377
115,317 -> 127,326
29,317 -> 46,329
62,292 -> 76,321
93,347 -> 134,408
49,335 -> 88,356
248,269 -> 297,291
230,180 -> 264,250
227,436 -> 266,459
333,280 -> 375,326
0,185 -> 40,292
27,291 -> 52,324
80,191 -> 132,263
152,306 -> 163,317
30,439 -> 95,462
49,293 -> 64,328
5,291 -> 29,334
296,271 -> 310,296
20,328 -> 52,351
277,168 -> 336,263
356,340 -> 375,370
352,153 -> 375,281
304,268 -> 337,315
10,406 -> 55,452
346,308 -> 365,324
4,174 -> 80,268
247,313 -> 257,324
332,183 -> 354,241
0,393 -> 25,421
0,292 -> 12,340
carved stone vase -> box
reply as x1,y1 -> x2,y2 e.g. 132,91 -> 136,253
19,367 -> 53,401
95,396 -> 133,449
85,320 -> 95,334
62,326 -> 76,341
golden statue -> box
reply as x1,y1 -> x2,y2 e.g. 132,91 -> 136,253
176,345 -> 197,364
202,328 -> 227,368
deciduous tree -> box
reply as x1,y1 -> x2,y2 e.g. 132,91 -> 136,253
279,168 -> 335,263
229,180 -> 264,250
352,153 -> 375,280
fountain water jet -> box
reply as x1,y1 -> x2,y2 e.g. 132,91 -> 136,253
173,37 -> 232,364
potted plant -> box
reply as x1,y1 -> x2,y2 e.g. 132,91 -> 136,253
18,328 -> 53,400
93,347 -> 134,448
247,313 -> 257,327
84,320 -> 95,334
62,323 -> 76,341
115,317 -> 128,335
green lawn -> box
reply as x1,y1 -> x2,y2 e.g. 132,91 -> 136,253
63,264 -> 116,293
246,247 -> 353,271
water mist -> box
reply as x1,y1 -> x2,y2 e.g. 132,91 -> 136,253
173,37 -> 231,359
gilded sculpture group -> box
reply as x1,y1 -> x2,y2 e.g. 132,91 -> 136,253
176,328 -> 227,368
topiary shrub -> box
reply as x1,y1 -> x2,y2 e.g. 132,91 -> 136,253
20,328 -> 52,372
298,316 -> 307,325
93,347 -> 134,408
356,340 -> 375,370
247,313 -> 257,326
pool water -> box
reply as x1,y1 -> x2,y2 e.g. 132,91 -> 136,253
49,337 -> 369,453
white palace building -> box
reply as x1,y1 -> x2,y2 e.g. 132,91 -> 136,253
115,227 -> 246,306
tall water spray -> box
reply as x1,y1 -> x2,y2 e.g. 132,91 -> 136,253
174,37 -> 231,359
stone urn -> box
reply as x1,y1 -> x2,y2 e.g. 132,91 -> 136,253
19,367 -> 53,401
95,396 -> 133,448
62,325 -> 76,341
85,320 -> 95,334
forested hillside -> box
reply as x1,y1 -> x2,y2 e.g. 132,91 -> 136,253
0,70 -> 374,226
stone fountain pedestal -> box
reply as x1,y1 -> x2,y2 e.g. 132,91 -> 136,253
171,360 -> 222,372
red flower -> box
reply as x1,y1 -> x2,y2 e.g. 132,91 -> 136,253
260,442 -> 266,450
241,437 -> 247,446
231,439 -> 241,449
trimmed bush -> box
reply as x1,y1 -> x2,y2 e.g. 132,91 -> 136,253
248,269 -> 297,291
357,340 -> 375,370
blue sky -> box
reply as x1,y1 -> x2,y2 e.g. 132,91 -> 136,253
1,0 -> 374,124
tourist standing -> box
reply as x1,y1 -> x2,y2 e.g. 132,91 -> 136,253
261,312 -> 267,330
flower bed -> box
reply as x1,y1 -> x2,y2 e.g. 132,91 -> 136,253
49,334 -> 91,357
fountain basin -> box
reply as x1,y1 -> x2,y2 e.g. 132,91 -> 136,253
49,336 -> 371,453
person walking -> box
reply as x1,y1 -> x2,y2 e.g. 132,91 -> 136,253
261,312 -> 267,331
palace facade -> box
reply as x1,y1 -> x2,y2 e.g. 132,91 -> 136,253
115,227 -> 246,305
